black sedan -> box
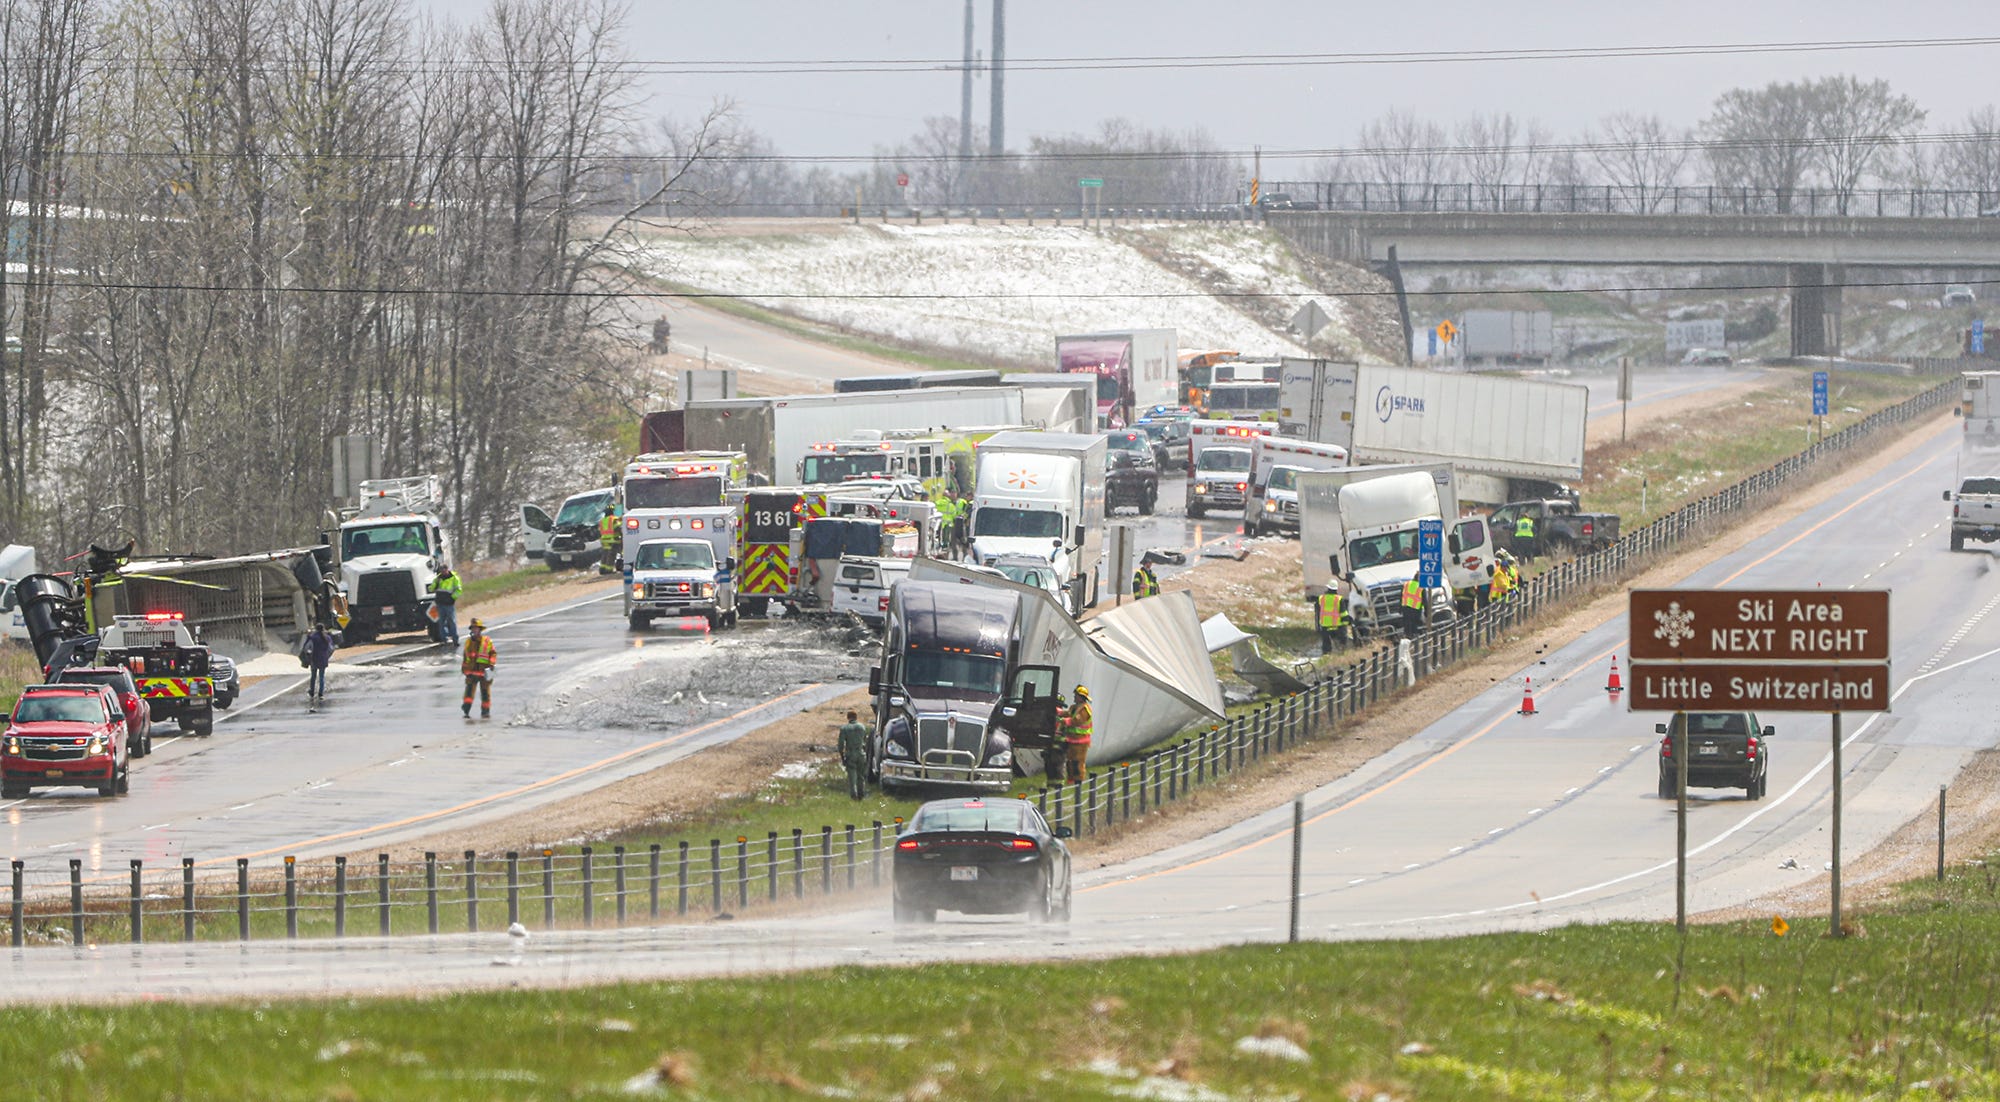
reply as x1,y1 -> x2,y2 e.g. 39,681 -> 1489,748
893,797 -> 1072,924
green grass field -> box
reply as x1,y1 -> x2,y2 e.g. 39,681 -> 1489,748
8,860 -> 1998,1099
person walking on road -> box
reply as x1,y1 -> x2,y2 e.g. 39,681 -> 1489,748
1057,685 -> 1093,783
461,618 -> 497,718
302,622 -> 335,705
429,565 -> 463,646
1315,586 -> 1347,654
837,710 -> 871,800
1513,512 -> 1538,562
651,315 -> 671,356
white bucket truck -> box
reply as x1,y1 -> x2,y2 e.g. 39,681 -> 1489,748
970,431 -> 1107,612
1245,435 -> 1348,537
1298,464 -> 1496,637
334,476 -> 450,644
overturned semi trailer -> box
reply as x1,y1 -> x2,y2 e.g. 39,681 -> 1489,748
88,549 -> 326,655
908,560 -> 1223,766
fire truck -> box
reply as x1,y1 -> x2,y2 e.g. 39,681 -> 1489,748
97,612 -> 216,737
797,428 -> 985,504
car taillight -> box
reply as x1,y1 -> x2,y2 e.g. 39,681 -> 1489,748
1746,737 -> 1758,761
1582,521 -> 1594,536
1660,737 -> 1673,758
896,839 -> 919,850
1955,504 -> 1961,517
122,693 -> 138,713
878,596 -> 890,611
1009,839 -> 1036,851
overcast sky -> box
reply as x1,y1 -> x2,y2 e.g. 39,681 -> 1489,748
418,1 -> 1999,175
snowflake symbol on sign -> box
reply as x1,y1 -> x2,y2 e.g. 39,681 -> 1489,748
1004,468 -> 1041,490
1653,601 -> 1696,648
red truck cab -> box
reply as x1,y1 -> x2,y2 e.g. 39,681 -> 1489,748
2,685 -> 131,798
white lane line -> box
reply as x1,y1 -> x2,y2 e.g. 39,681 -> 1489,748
229,802 -> 255,810
141,822 -> 170,831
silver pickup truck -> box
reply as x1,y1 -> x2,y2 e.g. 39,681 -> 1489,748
1946,476 -> 2000,551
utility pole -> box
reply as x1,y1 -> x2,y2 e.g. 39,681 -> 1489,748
988,0 -> 1005,156
958,0 -> 973,164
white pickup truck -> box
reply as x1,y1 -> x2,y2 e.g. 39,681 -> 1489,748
1947,476 -> 2000,551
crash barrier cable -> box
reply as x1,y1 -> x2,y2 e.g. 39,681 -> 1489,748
0,379 -> 1955,946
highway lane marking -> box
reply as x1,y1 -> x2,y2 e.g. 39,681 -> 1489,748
197,681 -> 832,868
1086,436 -> 1960,895
1381,637 -> 2000,927
1917,590 -> 2000,674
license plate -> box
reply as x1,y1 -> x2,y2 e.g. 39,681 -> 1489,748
45,769 -> 62,777
949,867 -> 979,882
1697,745 -> 1719,755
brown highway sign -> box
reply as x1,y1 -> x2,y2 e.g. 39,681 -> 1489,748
1629,589 -> 1888,663
1627,662 -> 1890,712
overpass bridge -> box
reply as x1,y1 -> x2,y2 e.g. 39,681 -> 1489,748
1271,211 -> 2000,356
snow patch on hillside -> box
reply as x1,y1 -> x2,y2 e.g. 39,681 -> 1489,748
624,223 -> 1323,364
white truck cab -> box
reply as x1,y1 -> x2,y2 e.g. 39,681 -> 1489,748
624,537 -> 737,631
335,476 -> 449,644
1246,436 -> 1348,536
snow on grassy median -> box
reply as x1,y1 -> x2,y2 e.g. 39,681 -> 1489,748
623,222 -> 1329,364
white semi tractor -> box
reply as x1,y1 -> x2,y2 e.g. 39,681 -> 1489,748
1298,463 -> 1498,635
969,430 -> 1107,612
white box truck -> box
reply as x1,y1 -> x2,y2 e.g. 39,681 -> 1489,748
970,430 -> 1107,611
1962,371 -> 2000,451
1459,310 -> 1554,366
1277,358 -> 1358,443
1298,463 -> 1498,633
1056,328 -> 1177,429
675,386 -> 1028,484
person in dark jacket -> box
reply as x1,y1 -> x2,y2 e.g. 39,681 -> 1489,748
302,623 -> 336,702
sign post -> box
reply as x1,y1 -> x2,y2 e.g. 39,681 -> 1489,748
1079,177 -> 1103,231
1416,519 -> 1443,631
1630,589 -> 1889,949
1812,370 -> 1829,442
1618,357 -> 1633,443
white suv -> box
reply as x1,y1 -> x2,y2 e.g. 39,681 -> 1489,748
1943,285 -> 1977,308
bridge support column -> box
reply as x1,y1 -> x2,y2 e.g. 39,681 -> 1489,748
1789,263 -> 1844,357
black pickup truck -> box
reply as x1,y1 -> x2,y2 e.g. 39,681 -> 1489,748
1489,499 -> 1620,556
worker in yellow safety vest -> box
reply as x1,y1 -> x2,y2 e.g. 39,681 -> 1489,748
1489,557 -> 1512,603
461,618 -> 498,718
1315,587 -> 1347,654
599,507 -> 623,570
1056,685 -> 1092,783
1513,512 -> 1538,561
1400,576 -> 1425,638
1132,561 -> 1160,598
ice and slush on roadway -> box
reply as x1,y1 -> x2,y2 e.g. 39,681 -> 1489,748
7,3 -> 2000,1095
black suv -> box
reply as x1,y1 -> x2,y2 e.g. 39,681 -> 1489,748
1657,712 -> 1772,800
1103,429 -> 1159,515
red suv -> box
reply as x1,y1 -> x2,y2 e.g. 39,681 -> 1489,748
49,667 -> 153,757
2,685 -> 131,799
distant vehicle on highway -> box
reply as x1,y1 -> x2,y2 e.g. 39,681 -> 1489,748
1254,192 -> 1318,212
1135,418 -> 1191,470
1945,474 -> 2000,551
1680,348 -> 1733,366
1657,711 -> 1771,800
1942,285 -> 1977,307
988,554 -> 1073,614
208,653 -> 240,710
893,796 -> 1072,923
2,684 -> 131,799
48,666 -> 153,757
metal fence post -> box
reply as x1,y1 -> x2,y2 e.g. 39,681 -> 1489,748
464,850 -> 479,934
736,837 -> 749,910
496,852 -> 513,928
425,852 -> 438,934
70,859 -> 83,946
284,856 -> 298,939
678,842 -> 691,915
182,858 -> 195,942
615,845 -> 629,925
379,854 -> 391,936
334,856 -> 347,938
871,822 -> 883,887
542,849 -> 556,928
709,839 -> 723,912
820,827 -> 834,894
129,859 -> 143,944
768,833 -> 781,901
791,829 -> 805,899
1122,765 -> 1132,822
10,860 -> 22,948
845,826 -> 857,892
236,858 -> 250,941
582,847 -> 595,927
650,844 -> 663,919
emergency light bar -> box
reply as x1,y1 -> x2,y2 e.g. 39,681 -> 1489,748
143,612 -> 184,621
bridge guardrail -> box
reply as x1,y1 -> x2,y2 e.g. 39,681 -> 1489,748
0,377 -> 1958,947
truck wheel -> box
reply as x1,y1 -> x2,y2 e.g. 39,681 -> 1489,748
1,781 -> 24,800
628,612 -> 651,631
128,733 -> 146,759
1657,773 -> 1675,800
1140,490 -> 1156,515
1188,502 -> 1205,518
1952,531 -> 1965,552
194,711 -> 214,737
705,611 -> 722,631
724,606 -> 739,628
116,766 -> 130,796
214,694 -> 234,710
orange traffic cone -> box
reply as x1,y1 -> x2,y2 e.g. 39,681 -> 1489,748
1606,654 -> 1624,693
1519,675 -> 1537,716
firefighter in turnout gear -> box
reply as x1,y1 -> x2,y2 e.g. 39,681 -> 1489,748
1057,685 -> 1093,783
1315,587 -> 1347,654
461,619 -> 497,718
599,506 -> 623,570
1132,561 -> 1160,599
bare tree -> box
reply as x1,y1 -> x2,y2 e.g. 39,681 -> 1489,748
1702,80 -> 1819,212
1357,109 -> 1448,209
1585,113 -> 1689,211
1941,106 -> 2000,201
1808,77 -> 1924,213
